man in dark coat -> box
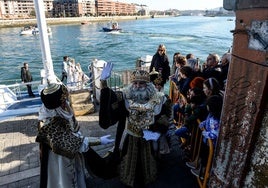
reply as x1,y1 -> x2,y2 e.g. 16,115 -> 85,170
21,62 -> 35,97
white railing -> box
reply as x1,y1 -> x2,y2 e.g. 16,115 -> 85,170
0,81 -> 41,112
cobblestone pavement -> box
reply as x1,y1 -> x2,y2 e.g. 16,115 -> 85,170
0,112 -> 198,188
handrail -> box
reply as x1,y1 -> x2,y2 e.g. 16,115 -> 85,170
197,138 -> 214,188
0,81 -> 40,89
190,119 -> 202,162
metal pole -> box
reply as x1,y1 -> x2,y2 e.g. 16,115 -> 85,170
33,0 -> 57,84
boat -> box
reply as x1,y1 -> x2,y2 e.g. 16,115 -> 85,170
102,21 -> 122,32
20,25 -> 52,35
81,21 -> 90,25
20,25 -> 39,35
0,81 -> 42,120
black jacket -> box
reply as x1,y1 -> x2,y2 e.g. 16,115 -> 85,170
150,53 -> 170,86
21,67 -> 33,82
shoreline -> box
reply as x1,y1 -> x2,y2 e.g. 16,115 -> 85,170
0,15 -> 167,28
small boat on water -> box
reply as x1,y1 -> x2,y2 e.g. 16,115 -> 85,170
81,21 -> 91,25
102,21 -> 122,32
20,25 -> 39,35
20,26 -> 52,35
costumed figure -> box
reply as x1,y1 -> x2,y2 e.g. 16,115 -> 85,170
61,56 -> 69,82
67,58 -> 76,87
99,63 -> 173,187
36,82 -> 115,188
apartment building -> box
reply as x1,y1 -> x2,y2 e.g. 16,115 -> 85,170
0,0 -> 141,19
97,0 -> 135,16
0,0 -> 54,19
78,0 -> 96,16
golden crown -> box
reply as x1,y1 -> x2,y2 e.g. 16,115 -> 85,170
130,70 -> 150,82
153,75 -> 163,85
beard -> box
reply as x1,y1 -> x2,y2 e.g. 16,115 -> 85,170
125,82 -> 157,104
132,87 -> 148,103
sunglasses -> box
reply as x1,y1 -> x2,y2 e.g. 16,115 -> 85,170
158,49 -> 164,52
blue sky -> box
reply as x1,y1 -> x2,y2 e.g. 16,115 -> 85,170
121,0 -> 223,11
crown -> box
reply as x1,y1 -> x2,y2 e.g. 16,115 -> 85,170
153,74 -> 163,85
149,67 -> 159,75
130,70 -> 150,82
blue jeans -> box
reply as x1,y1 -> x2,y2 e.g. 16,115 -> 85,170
175,126 -> 189,139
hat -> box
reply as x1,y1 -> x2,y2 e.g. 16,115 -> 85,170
190,77 -> 205,89
153,75 -> 163,85
41,83 -> 68,109
130,70 -> 150,83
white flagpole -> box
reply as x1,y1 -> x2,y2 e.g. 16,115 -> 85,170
33,0 -> 57,84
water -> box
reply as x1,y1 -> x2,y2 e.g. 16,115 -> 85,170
0,16 -> 235,84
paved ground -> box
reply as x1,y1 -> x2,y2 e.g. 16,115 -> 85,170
0,112 -> 198,188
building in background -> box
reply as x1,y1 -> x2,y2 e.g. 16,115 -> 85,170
97,0 -> 135,16
0,0 -> 54,19
78,0 -> 96,17
0,0 -> 141,19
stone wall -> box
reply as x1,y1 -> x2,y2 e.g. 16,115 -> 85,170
0,16 -> 153,28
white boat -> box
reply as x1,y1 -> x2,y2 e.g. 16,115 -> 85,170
20,25 -> 39,35
20,26 -> 52,35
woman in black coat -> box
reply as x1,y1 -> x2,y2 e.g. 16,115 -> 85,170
149,44 -> 170,87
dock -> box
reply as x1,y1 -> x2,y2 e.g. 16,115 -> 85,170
0,112 -> 198,187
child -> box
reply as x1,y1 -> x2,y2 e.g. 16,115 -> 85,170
189,95 -> 223,179
174,88 -> 207,139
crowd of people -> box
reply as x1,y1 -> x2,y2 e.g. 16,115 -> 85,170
34,44 -> 231,187
167,47 -> 229,180
61,56 -> 89,89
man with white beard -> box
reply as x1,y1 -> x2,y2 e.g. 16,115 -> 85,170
99,63 -> 173,187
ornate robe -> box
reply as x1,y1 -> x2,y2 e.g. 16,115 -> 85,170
99,87 -> 173,187
36,116 -> 101,188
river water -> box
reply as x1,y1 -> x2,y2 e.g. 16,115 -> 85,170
0,16 -> 235,84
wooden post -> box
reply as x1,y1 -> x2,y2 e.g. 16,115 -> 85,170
209,1 -> 268,187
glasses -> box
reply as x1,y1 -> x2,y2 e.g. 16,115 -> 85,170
158,49 -> 164,52
133,81 -> 146,85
